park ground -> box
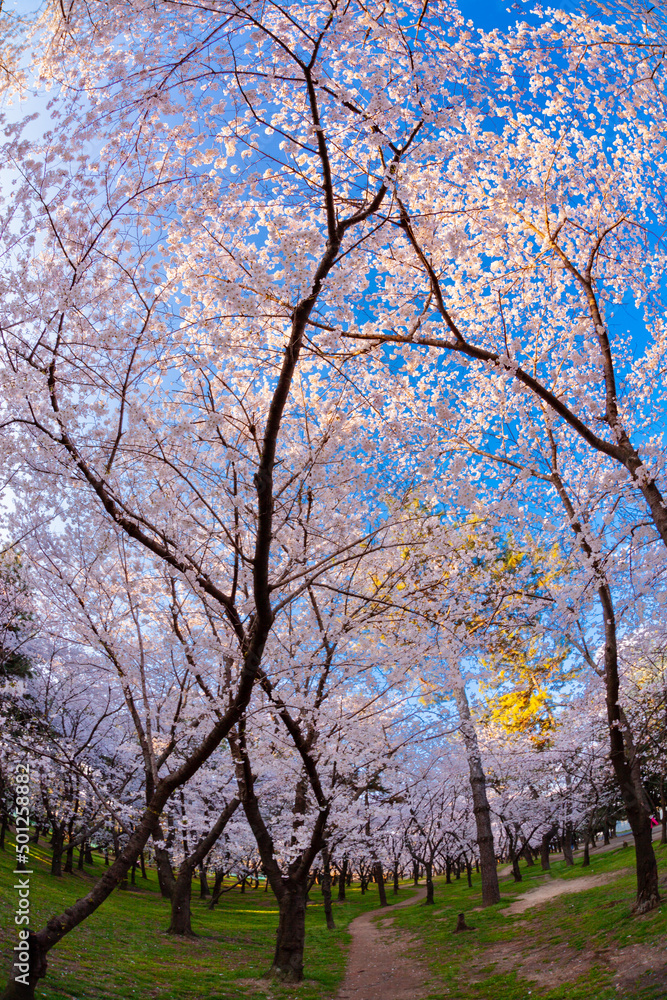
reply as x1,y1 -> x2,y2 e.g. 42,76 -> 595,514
0,833 -> 665,999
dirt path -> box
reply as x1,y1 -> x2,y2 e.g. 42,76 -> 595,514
500,868 -> 628,915
336,887 -> 430,1000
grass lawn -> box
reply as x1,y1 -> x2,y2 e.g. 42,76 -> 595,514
1,833 -> 666,999
0,832 -> 385,1000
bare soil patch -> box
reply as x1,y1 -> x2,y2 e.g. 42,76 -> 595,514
336,887 -> 431,1000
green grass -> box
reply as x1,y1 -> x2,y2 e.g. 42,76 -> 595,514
1,834 -> 665,998
0,833 -> 385,999
387,841 -> 667,999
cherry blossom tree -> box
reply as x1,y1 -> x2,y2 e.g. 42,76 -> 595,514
345,8 -> 667,548
2,1 -> 667,994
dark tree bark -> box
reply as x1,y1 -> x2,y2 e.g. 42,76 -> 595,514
320,844 -> 335,930
273,883 -> 308,980
393,860 -> 400,894
230,723 -> 329,983
452,678 -> 501,906
521,840 -> 535,867
540,827 -> 557,871
50,827 -> 64,878
424,860 -> 434,905
562,821 -> 574,866
63,822 -> 74,875
337,857 -> 347,901
453,912 -> 475,933
167,798 -> 240,937
154,844 -> 175,900
198,863 -> 210,899
503,827 -> 522,883
167,867 -> 194,937
1,933 -> 48,1000
374,861 -> 388,907
582,835 -> 591,868
208,869 -> 225,909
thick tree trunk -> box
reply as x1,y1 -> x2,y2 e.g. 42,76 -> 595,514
272,882 -> 307,983
321,845 -> 335,930
660,775 -> 666,846
1,933 -> 48,1000
64,840 -> 74,875
230,727 -> 328,986
562,822 -> 574,866
198,863 -> 210,899
503,831 -> 522,883
393,860 -> 400,894
540,837 -> 550,871
374,861 -> 388,907
521,840 -> 535,866
582,834 -> 590,868
168,798 -> 240,936
154,845 -> 176,900
207,869 -> 229,910
425,860 -> 434,904
168,865 -> 195,937
412,859 -> 419,885
337,857 -> 347,901
50,829 -> 64,878
453,677 -> 500,906
540,827 -> 556,871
